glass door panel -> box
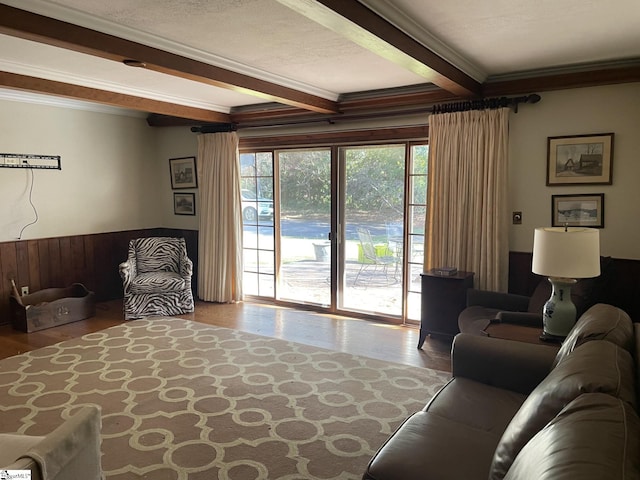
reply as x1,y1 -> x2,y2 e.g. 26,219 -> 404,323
339,145 -> 406,317
277,149 -> 332,306
241,152 -> 275,297
406,145 -> 429,322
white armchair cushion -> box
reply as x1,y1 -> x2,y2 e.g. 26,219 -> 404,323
0,433 -> 44,466
1,406 -> 102,480
130,272 -> 188,294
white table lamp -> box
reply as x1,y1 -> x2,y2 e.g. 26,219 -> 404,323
532,227 -> 600,339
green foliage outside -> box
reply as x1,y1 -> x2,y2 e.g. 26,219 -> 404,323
240,145 -> 428,220
344,145 -> 405,217
279,149 -> 331,216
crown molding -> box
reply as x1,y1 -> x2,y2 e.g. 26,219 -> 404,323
485,58 -> 640,82
0,87 -> 146,117
0,59 -> 232,113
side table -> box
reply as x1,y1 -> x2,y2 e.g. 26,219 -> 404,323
418,270 -> 474,348
483,322 -> 563,347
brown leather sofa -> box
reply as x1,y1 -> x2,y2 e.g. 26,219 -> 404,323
362,303 -> 640,479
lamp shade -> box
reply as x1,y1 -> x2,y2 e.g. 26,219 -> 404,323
532,227 -> 600,279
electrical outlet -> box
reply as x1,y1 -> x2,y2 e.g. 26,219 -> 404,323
21,286 -> 29,296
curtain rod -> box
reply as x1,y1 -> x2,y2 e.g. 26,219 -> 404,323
190,123 -> 237,133
432,93 -> 541,114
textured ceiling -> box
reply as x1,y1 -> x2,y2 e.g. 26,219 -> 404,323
37,0 -> 427,93
1,0 -> 639,116
384,0 -> 640,76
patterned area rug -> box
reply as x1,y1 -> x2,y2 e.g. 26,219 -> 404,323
0,318 -> 449,480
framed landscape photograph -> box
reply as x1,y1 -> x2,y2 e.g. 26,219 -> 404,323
169,156 -> 198,189
174,192 -> 196,216
552,193 -> 604,228
546,133 -> 614,186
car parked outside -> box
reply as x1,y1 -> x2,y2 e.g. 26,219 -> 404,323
241,189 -> 274,222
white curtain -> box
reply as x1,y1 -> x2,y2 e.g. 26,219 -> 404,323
425,108 -> 510,291
196,132 -> 243,302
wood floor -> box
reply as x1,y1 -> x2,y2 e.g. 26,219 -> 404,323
0,299 -> 453,372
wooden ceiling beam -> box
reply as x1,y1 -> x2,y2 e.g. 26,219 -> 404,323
0,4 -> 339,114
145,62 -> 640,127
278,0 -> 481,98
229,85 -> 458,126
0,71 -> 231,123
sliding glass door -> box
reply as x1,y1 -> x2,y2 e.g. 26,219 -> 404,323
241,140 -> 427,324
338,145 -> 406,318
277,149 -> 332,306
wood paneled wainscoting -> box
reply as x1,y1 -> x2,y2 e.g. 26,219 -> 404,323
0,228 -> 198,325
3,240 -> 639,327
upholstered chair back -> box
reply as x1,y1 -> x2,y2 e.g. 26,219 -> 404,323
130,237 -> 186,274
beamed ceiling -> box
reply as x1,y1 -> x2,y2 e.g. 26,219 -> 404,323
0,0 -> 639,128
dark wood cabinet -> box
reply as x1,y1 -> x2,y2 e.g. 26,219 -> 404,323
418,270 -> 474,348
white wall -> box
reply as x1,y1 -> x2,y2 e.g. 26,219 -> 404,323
0,99 -> 161,242
154,126 -> 198,230
3,82 -> 639,261
508,82 -> 640,259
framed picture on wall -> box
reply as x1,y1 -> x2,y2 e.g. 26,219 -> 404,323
546,133 -> 614,186
552,193 -> 604,228
169,156 -> 198,189
174,192 -> 196,216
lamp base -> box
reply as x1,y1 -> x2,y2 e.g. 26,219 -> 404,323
542,277 -> 577,339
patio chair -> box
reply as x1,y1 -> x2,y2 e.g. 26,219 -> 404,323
386,222 -> 404,260
354,227 -> 397,286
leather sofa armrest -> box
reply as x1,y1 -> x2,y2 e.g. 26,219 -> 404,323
495,311 -> 543,327
451,333 -> 558,395
466,289 -> 530,311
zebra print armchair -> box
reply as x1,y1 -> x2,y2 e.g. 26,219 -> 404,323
119,237 -> 194,320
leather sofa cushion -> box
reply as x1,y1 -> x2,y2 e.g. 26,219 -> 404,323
364,411 -> 502,480
364,379 -> 527,480
553,303 -> 634,367
424,377 -> 527,435
503,393 -> 640,480
489,340 -> 636,480
525,279 -> 549,314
